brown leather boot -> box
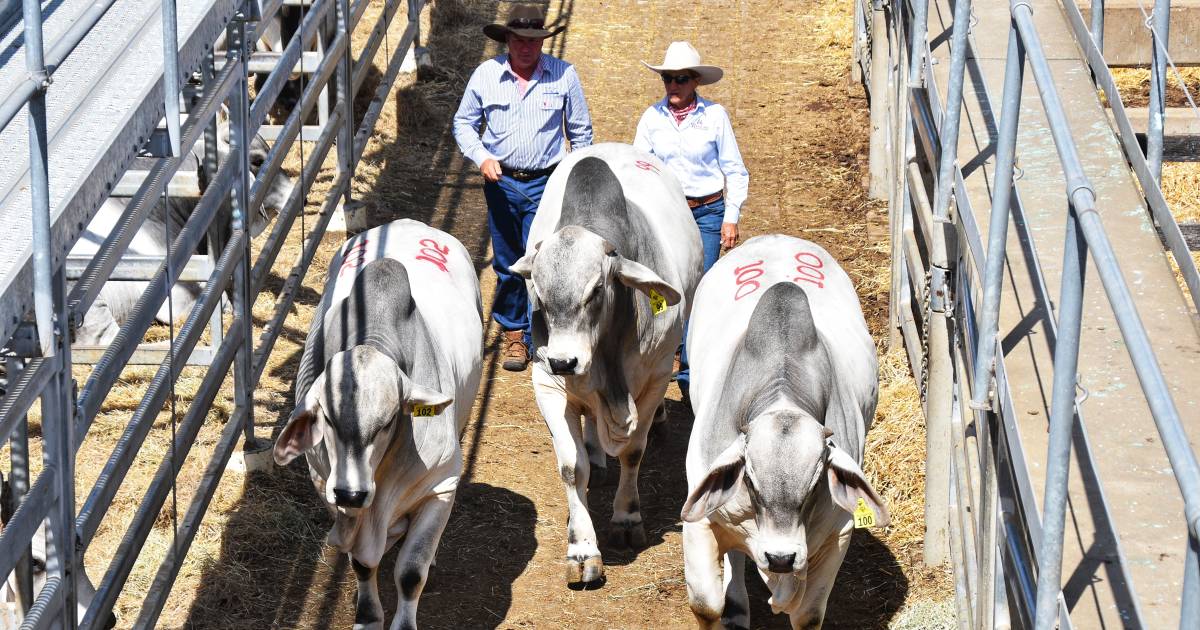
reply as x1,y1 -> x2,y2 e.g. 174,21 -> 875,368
502,330 -> 529,371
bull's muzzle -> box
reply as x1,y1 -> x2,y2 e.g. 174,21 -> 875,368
548,356 -> 578,375
333,488 -> 370,508
764,551 -> 796,574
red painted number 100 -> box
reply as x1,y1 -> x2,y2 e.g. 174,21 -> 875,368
793,251 -> 825,289
733,260 -> 765,301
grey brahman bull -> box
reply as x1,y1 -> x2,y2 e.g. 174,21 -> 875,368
273,219 -> 483,630
681,235 -> 889,629
510,143 -> 703,587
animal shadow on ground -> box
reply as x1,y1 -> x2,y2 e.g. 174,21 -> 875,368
743,530 -> 909,629
417,482 -> 538,629
586,395 -> 694,568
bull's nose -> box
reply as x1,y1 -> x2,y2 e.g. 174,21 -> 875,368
765,552 -> 796,574
333,488 -> 369,508
548,357 -> 578,375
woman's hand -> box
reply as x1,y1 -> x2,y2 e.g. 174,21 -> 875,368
721,222 -> 739,250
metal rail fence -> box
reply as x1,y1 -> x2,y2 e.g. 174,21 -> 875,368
857,0 -> 1200,627
0,0 -> 424,625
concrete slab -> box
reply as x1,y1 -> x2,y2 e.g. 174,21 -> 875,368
929,0 -> 1200,627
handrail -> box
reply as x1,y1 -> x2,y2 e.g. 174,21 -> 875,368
869,0 -> 1200,626
1004,4 -> 1200,626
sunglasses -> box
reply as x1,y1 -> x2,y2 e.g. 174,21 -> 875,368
508,18 -> 545,29
661,73 -> 694,85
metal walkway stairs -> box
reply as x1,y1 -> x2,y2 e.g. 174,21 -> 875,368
0,0 -> 237,346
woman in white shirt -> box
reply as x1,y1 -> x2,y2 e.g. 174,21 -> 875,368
634,41 -> 749,396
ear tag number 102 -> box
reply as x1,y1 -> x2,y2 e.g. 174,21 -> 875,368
853,498 -> 877,529
648,289 -> 667,316
412,405 -> 438,417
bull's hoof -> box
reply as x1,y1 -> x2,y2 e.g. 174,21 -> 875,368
721,624 -> 750,630
607,520 -> 648,550
565,554 -> 605,588
588,464 -> 608,489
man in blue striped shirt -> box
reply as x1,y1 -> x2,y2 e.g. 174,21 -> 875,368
453,4 -> 594,371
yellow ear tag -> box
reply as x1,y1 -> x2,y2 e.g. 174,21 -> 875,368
853,498 -> 877,529
648,289 -> 667,316
411,404 -> 438,417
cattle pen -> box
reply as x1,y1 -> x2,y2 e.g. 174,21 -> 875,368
0,0 -> 1198,629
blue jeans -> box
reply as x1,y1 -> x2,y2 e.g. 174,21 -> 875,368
484,174 -> 548,348
677,197 -> 724,393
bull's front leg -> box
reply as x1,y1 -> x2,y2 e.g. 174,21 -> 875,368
608,383 -> 666,549
389,492 -> 454,630
350,558 -> 384,630
534,375 -> 603,586
722,551 -> 751,630
583,413 -> 607,488
684,521 -> 726,629
788,527 -> 852,630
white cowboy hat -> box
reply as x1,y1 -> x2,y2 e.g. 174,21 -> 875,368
641,41 -> 723,86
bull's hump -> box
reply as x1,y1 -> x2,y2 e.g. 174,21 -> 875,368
744,282 -> 818,358
558,157 -> 630,244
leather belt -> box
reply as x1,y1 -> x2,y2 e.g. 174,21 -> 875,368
501,163 -> 558,182
686,192 -> 724,209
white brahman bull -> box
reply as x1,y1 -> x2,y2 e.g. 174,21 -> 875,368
510,143 -> 703,587
681,235 -> 889,629
273,219 -> 483,630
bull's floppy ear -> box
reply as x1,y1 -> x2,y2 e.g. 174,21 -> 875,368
400,373 -> 453,418
274,374 -> 327,466
681,435 -> 747,523
614,257 -> 682,306
827,445 -> 891,528
509,252 -> 535,279
509,240 -> 542,279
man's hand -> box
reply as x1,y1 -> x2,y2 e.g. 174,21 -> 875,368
481,158 -> 502,183
721,222 -> 739,250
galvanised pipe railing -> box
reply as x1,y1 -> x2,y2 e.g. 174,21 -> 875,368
1,0 -> 427,625
1146,0 -> 1170,182
1001,2 -> 1200,627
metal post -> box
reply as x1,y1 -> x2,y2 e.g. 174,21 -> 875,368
971,21 -> 1024,630
41,266 -> 77,630
162,0 -> 182,157
201,48 -> 225,358
1034,204 -> 1086,630
869,3 -> 889,201
1146,0 -> 1170,182
1091,0 -> 1104,52
7,359 -> 34,618
22,0 -> 55,358
885,1 -> 906,352
336,0 -> 356,192
931,0 -> 972,222
907,0 -> 928,84
1183,534 -> 1200,629
971,23 -> 1024,410
227,9 -> 257,447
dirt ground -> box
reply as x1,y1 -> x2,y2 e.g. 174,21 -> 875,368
28,0 -> 953,628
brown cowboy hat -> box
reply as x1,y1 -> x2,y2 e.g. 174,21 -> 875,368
483,4 -> 565,42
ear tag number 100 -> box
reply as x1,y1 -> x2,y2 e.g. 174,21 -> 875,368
853,498 -> 877,529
